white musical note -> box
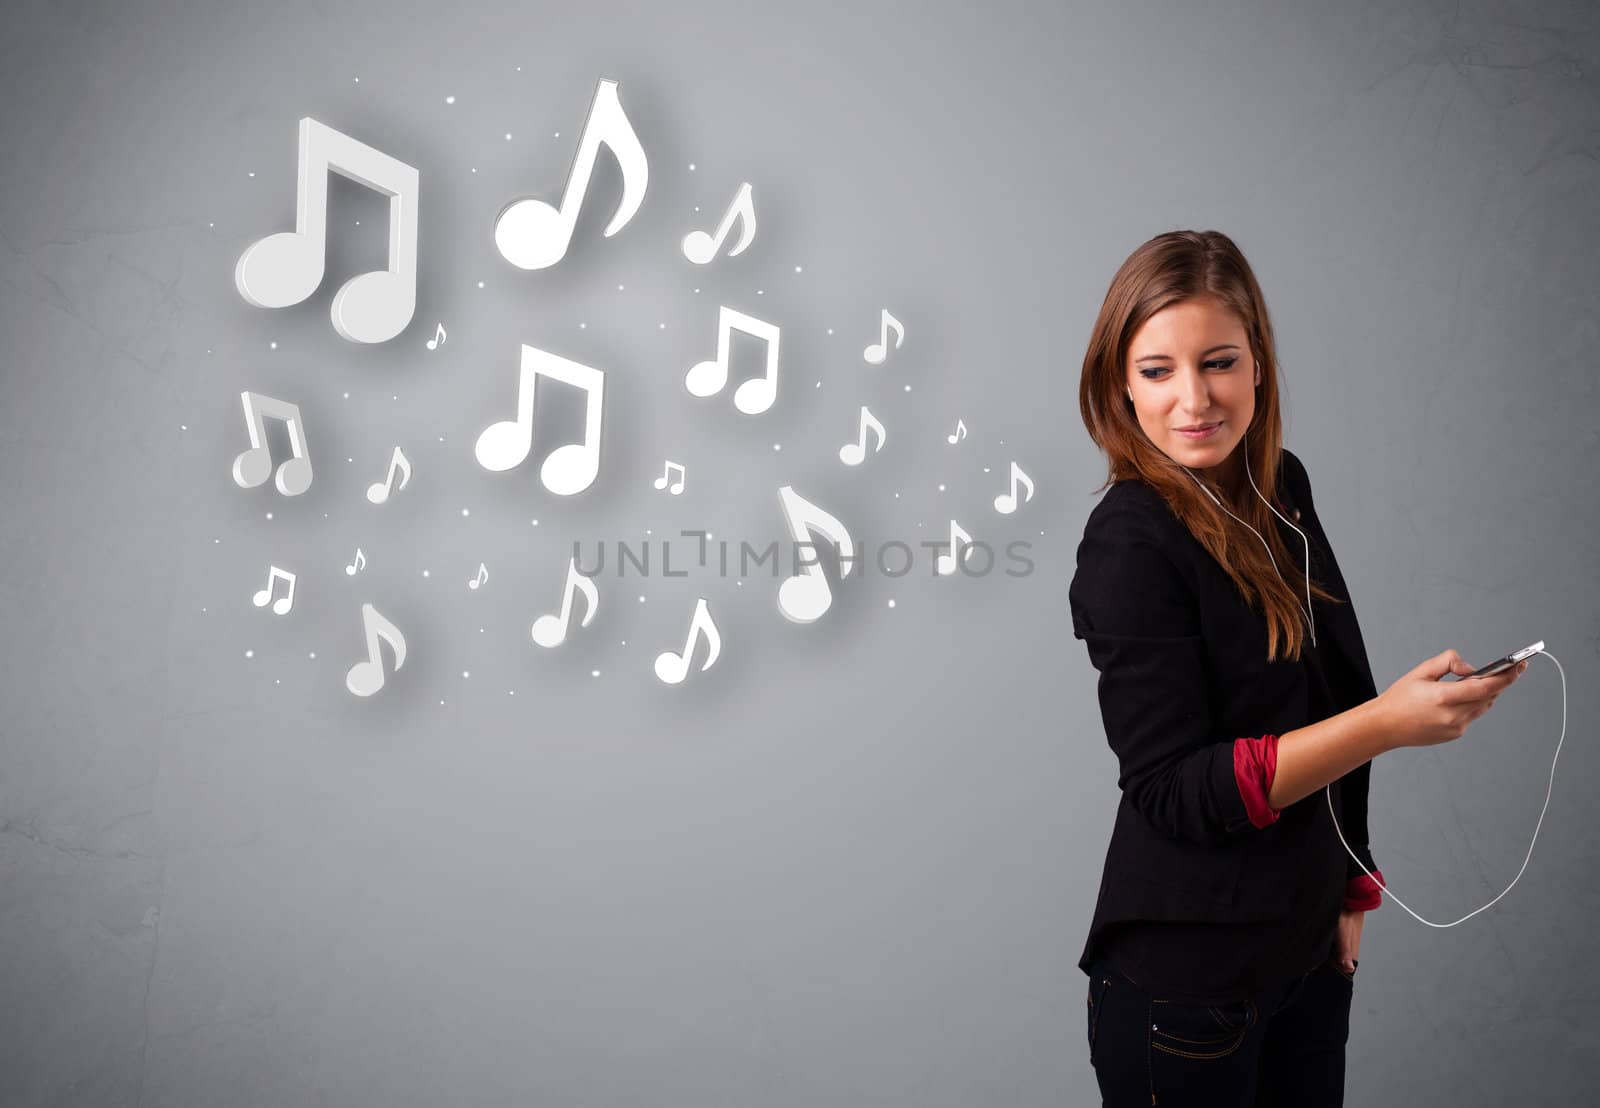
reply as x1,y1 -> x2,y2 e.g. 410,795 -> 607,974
684,305 -> 780,415
494,78 -> 649,270
531,557 -> 600,649
425,322 -> 447,350
838,405 -> 887,466
776,485 -> 855,624
993,461 -> 1035,515
468,562 -> 488,590
653,597 -> 721,684
232,391 -> 312,496
345,547 -> 366,576
365,446 -> 413,504
475,343 -> 606,496
653,460 -> 686,495
935,519 -> 975,576
862,308 -> 905,365
235,118 -> 419,344
946,418 -> 967,445
345,602 -> 407,698
681,181 -> 756,264
252,565 -> 297,616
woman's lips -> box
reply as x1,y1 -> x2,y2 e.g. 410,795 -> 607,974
1176,422 -> 1221,439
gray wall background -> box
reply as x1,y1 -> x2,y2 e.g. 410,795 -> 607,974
3,0 -> 1598,1104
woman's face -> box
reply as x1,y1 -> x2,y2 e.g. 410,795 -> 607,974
1124,297 -> 1260,480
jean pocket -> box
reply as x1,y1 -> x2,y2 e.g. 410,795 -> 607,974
1087,975 -> 1111,1059
1149,996 -> 1257,1060
1330,958 -> 1357,984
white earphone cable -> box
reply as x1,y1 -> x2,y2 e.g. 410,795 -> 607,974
1180,450 -> 1565,926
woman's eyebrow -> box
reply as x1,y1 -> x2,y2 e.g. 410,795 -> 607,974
1134,344 -> 1241,364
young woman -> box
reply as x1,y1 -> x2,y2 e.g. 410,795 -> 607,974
1069,230 -> 1528,1106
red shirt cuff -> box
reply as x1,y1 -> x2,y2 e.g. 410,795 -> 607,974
1344,870 -> 1386,911
1232,734 -> 1281,829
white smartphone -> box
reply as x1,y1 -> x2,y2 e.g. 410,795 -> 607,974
1463,640 -> 1544,679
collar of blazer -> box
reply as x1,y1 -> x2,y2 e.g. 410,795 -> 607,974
1122,450 -> 1378,700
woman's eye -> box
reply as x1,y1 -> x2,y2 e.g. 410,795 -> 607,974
1137,358 -> 1237,380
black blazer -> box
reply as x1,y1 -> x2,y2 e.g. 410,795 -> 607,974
1069,448 -> 1381,959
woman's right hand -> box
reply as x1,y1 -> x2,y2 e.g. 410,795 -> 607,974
1375,648 -> 1530,749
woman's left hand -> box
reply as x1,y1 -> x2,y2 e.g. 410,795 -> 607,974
1333,908 -> 1364,975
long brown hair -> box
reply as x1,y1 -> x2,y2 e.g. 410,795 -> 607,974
1078,229 -> 1343,664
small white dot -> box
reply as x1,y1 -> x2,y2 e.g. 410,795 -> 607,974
688,163 -> 696,170
983,467 -> 991,473
179,424 -> 187,430
445,95 -> 455,104
347,457 -> 353,463
207,222 -> 213,228
621,640 -> 627,646
471,167 -> 476,173
639,595 -> 646,603
827,328 -> 834,335
773,443 -> 782,451
391,395 -> 397,401
815,381 -> 821,388
248,171 -> 255,178
658,322 -> 666,329
438,436 -> 444,442
579,322 -> 586,328
617,284 -> 624,291
275,679 -> 281,685
509,689 -> 515,696
309,652 -> 316,659
422,569 -> 430,578
201,607 -> 207,613
479,628 -> 484,633
269,341 -> 277,349
206,349 -> 212,354
693,288 -> 700,294
591,670 -> 600,678
343,392 -> 349,399
553,131 -> 559,137
354,221 -> 360,226
904,385 -> 912,392
505,132 -> 513,141
440,699 -> 446,706
461,508 -> 470,517
756,289 -> 764,295
693,206 -> 700,212
477,280 -> 485,288
531,519 -> 539,526
353,76 -> 359,83
795,265 -> 803,273
938,484 -> 946,491
736,580 -> 743,587
894,492 -> 900,499
462,670 -> 470,679
265,512 -> 273,519
516,66 -> 521,71
245,650 -> 254,658
213,538 -> 220,544
888,599 -> 896,608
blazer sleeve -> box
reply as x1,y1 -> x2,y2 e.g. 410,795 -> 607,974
1281,450 -> 1386,908
1070,489 -> 1265,845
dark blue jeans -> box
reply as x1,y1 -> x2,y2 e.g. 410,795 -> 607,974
1085,953 -> 1355,1106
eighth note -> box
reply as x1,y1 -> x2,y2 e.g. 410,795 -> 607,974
345,547 -> 366,576
366,446 -> 413,504
345,602 -> 407,698
993,461 -> 1036,515
947,418 -> 967,445
653,460 -> 687,495
531,557 -> 599,649
468,562 -> 488,590
252,565 -> 297,615
838,405 -> 887,466
863,308 -> 905,365
681,181 -> 756,264
425,323 -> 447,350
935,519 -> 975,576
653,597 -> 721,684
